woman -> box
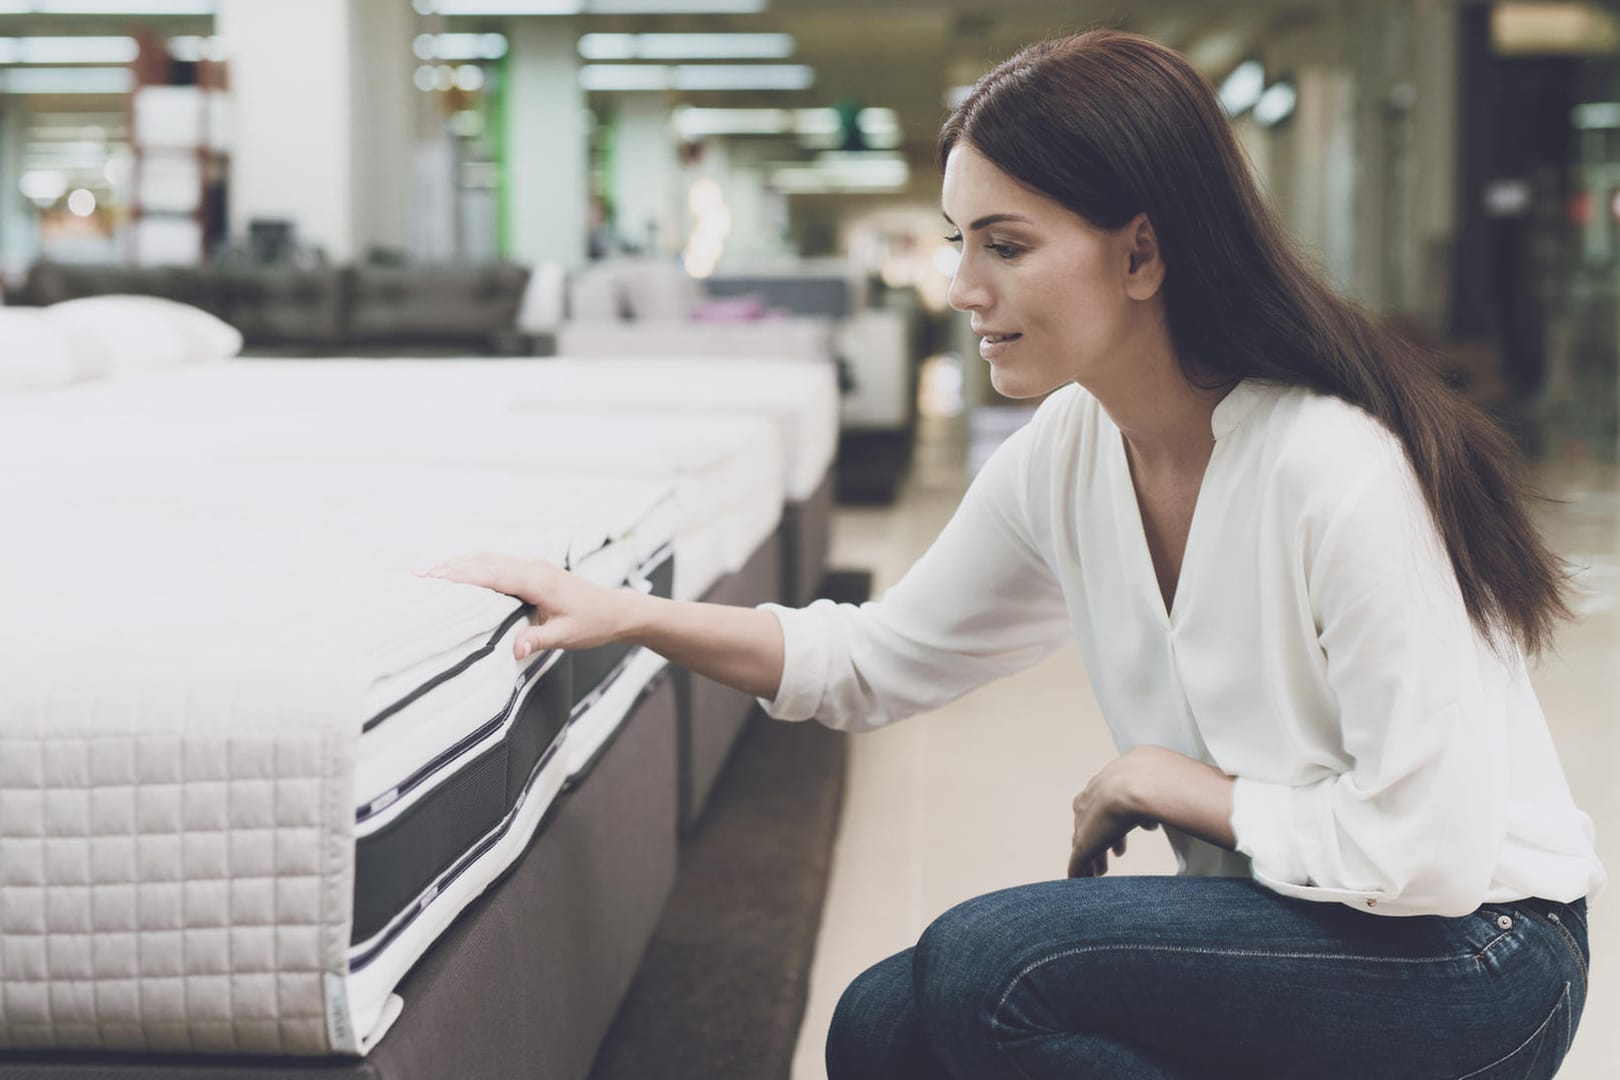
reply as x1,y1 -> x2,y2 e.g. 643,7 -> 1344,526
426,30 -> 1603,1079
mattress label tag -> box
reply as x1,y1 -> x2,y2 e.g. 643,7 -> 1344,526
325,971 -> 358,1054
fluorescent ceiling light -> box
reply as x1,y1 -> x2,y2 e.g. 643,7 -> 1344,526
768,153 -> 910,194
428,0 -> 581,13
427,0 -> 765,12
673,107 -> 793,136
580,64 -> 669,91
28,0 -> 214,12
1218,60 -> 1264,116
582,63 -> 811,92
0,36 -> 139,64
1493,2 -> 1620,55
580,33 -> 793,61
1573,102 -> 1620,129
673,64 -> 810,91
414,32 -> 508,61
672,105 -> 900,147
1253,81 -> 1296,127
588,0 -> 765,10
0,66 -> 134,94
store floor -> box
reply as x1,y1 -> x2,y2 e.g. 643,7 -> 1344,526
790,412 -> 1619,1079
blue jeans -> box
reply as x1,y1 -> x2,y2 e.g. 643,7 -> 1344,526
826,876 -> 1590,1079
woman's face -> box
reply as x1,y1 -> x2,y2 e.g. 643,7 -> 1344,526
941,143 -> 1150,399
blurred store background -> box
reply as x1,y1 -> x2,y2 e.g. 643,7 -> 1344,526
2,4 -> 1618,1079
3,0 -> 1620,486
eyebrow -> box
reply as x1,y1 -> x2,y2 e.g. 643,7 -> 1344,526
941,211 -> 1035,231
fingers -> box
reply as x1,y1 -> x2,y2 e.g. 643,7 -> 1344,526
416,553 -> 557,602
512,623 -> 566,660
1067,847 -> 1107,879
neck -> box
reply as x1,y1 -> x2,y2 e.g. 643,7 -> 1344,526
1084,330 -> 1232,476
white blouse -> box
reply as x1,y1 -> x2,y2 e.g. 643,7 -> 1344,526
761,380 -> 1604,916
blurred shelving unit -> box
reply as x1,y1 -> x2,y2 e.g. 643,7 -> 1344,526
127,32 -> 228,265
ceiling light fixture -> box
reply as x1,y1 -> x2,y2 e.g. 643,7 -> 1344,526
27,0 -> 215,13
0,65 -> 135,94
579,33 -> 793,61
0,36 -> 139,64
426,0 -> 766,13
1217,59 -> 1265,117
582,63 -> 811,92
1253,80 -> 1296,127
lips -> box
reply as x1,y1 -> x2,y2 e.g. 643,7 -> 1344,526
978,332 -> 1022,361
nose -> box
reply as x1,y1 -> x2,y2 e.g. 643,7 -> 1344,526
947,256 -> 990,313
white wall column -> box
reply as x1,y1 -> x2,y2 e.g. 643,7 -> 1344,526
349,0 -> 416,260
216,0 -> 414,262
610,92 -> 679,256
506,17 -> 588,269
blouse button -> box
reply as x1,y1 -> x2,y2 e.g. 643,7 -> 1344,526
1364,899 -> 1376,908
1496,915 -> 1514,931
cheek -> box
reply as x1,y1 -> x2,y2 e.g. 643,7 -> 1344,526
1023,252 -> 1115,333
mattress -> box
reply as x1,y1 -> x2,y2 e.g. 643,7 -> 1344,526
0,462 -> 676,1057
0,397 -> 783,604
0,355 -> 840,503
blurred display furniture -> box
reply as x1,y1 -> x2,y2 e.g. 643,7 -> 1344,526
128,36 -> 231,266
16,261 -> 532,356
551,258 -> 920,504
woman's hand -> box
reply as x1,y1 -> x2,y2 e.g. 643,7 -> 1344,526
1067,752 -> 1158,878
419,553 -> 640,658
1067,746 -> 1238,878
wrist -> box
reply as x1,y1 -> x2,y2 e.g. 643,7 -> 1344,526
614,587 -> 659,645
1113,750 -> 1160,821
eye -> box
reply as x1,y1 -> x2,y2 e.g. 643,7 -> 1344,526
986,242 -> 1021,259
944,232 -> 963,245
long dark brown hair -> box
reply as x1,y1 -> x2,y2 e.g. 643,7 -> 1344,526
940,29 -> 1572,660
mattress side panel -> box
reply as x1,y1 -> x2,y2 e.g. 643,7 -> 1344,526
0,706 -> 357,1057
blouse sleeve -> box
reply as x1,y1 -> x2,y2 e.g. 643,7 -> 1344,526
1229,441 -> 1511,916
758,416 -> 1072,733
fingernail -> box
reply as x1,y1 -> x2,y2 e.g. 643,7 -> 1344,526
515,641 -> 530,659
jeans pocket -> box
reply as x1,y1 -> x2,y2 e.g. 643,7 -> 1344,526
1456,982 -> 1572,1080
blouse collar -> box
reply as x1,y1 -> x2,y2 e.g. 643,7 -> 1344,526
1210,379 -> 1269,441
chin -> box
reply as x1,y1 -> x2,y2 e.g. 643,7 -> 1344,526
988,364 -> 1065,401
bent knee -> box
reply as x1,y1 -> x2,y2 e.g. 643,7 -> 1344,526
826,949 -> 922,1080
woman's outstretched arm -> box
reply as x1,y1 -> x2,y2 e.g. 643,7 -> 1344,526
421,554 -> 787,701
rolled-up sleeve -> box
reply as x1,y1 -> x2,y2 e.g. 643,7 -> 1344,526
758,420 -> 1072,732
1230,444 -> 1511,916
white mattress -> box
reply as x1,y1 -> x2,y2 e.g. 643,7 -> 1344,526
1,355 -> 840,501
0,461 -> 675,1056
0,408 -> 782,603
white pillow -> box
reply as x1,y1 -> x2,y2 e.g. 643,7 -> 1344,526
45,295 -> 243,374
0,307 -> 96,390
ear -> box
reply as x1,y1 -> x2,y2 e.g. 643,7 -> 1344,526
1121,213 -> 1165,301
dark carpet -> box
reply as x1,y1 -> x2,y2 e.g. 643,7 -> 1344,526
588,568 -> 870,1080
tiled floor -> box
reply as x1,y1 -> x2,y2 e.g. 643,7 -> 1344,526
790,415 -> 1618,1079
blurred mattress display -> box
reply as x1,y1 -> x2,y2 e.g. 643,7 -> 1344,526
3,355 -> 838,604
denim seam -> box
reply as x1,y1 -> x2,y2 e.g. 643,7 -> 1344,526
987,941 -> 1479,1039
1452,981 -> 1569,1080
1539,915 -> 1589,993
1474,930 -> 1513,966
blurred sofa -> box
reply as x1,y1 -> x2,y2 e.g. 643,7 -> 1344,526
548,258 -> 921,503
16,261 -> 533,357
